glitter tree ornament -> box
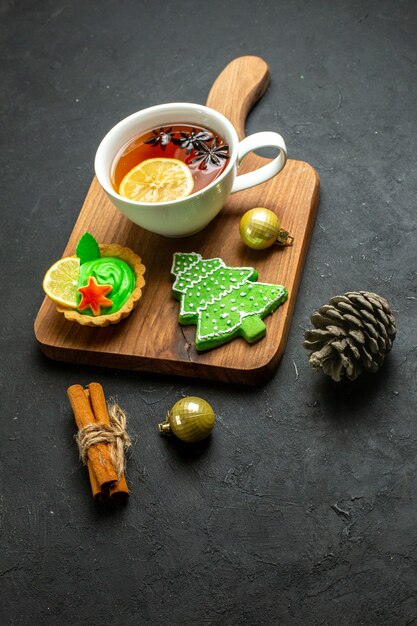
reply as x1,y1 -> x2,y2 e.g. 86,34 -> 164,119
239,207 -> 293,250
158,396 -> 215,443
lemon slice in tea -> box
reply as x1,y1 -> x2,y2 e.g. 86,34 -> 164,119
119,157 -> 194,203
42,257 -> 80,308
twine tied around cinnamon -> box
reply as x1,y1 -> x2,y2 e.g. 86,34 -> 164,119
76,403 -> 132,479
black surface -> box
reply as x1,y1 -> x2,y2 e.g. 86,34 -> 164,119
1,1 -> 416,624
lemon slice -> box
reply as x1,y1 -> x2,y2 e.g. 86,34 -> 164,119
119,158 -> 194,203
42,257 -> 80,308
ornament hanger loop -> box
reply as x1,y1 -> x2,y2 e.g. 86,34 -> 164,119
276,230 -> 294,246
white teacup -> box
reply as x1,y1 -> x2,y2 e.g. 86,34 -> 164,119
95,102 -> 287,237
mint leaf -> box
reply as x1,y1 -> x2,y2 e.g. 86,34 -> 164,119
76,232 -> 100,264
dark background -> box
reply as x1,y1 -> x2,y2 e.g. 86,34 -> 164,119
1,0 -> 416,624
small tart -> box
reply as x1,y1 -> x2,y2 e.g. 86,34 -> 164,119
56,244 -> 146,327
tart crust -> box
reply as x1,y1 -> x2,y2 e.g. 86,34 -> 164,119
56,244 -> 146,327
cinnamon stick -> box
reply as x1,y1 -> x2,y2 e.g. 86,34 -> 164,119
82,387 -> 109,502
67,384 -> 118,491
86,463 -> 108,503
87,383 -> 129,501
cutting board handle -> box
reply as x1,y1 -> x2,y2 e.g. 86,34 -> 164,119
206,56 -> 271,141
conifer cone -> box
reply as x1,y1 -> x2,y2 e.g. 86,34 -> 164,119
303,291 -> 396,382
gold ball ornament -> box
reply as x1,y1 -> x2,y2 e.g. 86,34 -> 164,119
239,207 -> 293,250
158,396 -> 215,443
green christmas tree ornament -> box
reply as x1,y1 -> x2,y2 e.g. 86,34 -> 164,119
171,252 -> 288,351
158,397 -> 215,443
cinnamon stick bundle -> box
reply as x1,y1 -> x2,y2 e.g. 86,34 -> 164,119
67,383 -> 130,502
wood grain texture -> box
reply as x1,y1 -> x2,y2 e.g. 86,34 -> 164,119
34,56 -> 320,384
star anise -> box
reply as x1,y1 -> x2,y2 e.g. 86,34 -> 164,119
190,138 -> 230,169
172,129 -> 214,154
144,127 -> 174,150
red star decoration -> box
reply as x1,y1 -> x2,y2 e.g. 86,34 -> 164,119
78,276 -> 113,316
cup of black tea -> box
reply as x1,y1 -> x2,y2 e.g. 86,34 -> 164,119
95,102 -> 287,237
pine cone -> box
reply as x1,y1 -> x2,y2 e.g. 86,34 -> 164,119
303,291 -> 396,382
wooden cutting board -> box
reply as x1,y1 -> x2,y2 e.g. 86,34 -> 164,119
34,56 -> 320,384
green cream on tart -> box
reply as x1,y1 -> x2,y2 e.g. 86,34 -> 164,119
76,256 -> 135,316
75,233 -> 135,317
